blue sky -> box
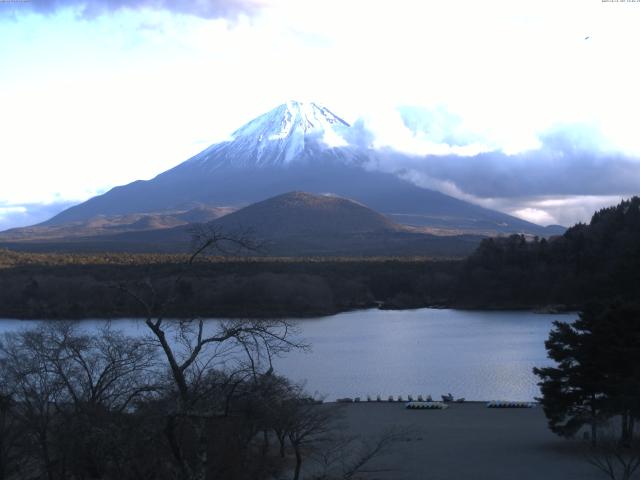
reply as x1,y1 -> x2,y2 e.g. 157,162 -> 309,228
1,0 -> 639,229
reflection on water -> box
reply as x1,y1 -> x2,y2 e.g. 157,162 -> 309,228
271,309 -> 574,401
0,308 -> 575,401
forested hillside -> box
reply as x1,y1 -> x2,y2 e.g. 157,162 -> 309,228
456,197 -> 640,308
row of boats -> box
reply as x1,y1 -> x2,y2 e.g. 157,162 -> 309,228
336,396 -> 536,409
406,400 -> 536,409
337,394 -> 464,403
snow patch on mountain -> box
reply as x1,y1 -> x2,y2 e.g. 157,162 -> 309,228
186,101 -> 353,169
234,101 -> 349,140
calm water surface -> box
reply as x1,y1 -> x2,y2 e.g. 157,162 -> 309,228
0,309 -> 575,401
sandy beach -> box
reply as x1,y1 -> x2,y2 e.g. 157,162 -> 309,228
326,402 -> 602,480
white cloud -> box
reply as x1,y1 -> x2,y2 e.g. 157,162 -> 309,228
512,208 -> 557,226
515,195 -> 626,226
0,206 -> 27,216
0,0 -> 639,229
0,202 -> 74,230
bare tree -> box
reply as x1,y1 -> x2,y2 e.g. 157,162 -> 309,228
309,427 -> 408,480
0,391 -> 22,480
116,228 -> 306,480
280,397 -> 408,480
35,322 -> 159,413
0,329 -> 67,480
585,433 -> 640,480
38,322 -> 160,479
285,400 -> 341,480
0,323 -> 163,480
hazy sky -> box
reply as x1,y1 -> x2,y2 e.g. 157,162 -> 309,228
1,0 -> 639,229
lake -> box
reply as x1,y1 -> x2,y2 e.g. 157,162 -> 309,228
0,308 -> 574,401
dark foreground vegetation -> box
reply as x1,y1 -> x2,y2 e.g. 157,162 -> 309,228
0,320 -> 402,480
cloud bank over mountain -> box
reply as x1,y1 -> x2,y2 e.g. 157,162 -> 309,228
0,102 -> 635,231
345,108 -> 638,226
2,0 -> 638,230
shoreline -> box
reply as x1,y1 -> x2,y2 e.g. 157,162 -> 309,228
0,251 -> 587,320
0,303 -> 580,321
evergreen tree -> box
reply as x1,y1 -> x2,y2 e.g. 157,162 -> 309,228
534,302 -> 640,445
534,303 -> 609,445
595,303 -> 640,445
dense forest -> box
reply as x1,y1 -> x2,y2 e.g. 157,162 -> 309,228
457,197 -> 640,308
0,197 -> 638,318
0,254 -> 459,319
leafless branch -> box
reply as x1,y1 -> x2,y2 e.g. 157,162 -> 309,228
584,431 -> 640,480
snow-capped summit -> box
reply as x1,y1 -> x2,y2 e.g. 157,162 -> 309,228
40,101 -> 562,238
188,101 -> 353,168
232,101 -> 349,140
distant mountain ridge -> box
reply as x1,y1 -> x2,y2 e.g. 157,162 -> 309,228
1,192 -> 484,257
24,101 -> 563,238
0,205 -> 234,241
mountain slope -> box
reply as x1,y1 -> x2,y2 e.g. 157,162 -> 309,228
212,191 -> 399,237
6,192 -> 483,257
0,206 -> 234,241
39,101 -> 559,236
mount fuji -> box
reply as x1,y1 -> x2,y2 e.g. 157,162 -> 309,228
26,101 -> 562,238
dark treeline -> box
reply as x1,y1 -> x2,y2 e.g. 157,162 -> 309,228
0,256 -> 459,319
1,197 -> 639,318
456,197 -> 640,309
